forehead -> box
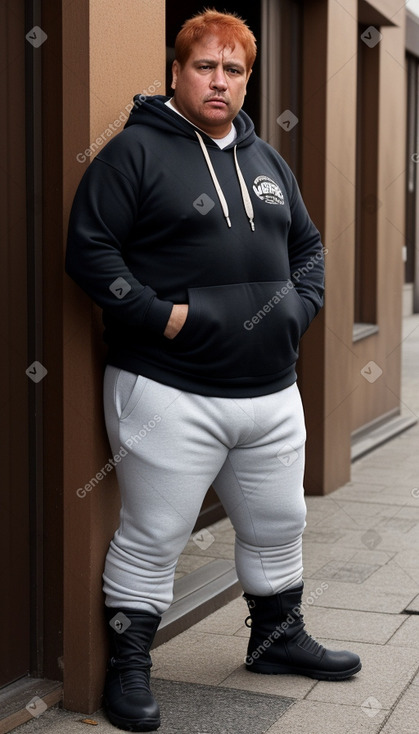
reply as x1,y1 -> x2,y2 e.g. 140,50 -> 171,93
186,34 -> 247,65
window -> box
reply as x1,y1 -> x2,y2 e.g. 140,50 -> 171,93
405,54 -> 418,292
260,0 -> 302,175
353,24 -> 380,334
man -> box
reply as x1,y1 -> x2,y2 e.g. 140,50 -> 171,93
66,9 -> 361,733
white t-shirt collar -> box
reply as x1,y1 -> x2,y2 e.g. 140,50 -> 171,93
165,98 -> 237,149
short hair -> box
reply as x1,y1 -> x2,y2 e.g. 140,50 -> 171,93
174,8 -> 257,73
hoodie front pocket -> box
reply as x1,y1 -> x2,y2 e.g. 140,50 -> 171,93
170,281 -> 307,380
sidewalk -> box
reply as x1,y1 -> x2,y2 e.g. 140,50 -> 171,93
17,315 -> 419,733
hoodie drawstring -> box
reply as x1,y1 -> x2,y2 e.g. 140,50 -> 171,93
195,131 -> 255,231
233,146 -> 255,232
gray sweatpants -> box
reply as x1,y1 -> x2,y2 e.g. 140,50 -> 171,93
102,366 -> 307,616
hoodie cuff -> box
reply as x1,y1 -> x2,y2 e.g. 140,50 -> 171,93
144,295 -> 174,334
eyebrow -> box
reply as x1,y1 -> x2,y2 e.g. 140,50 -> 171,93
193,58 -> 246,71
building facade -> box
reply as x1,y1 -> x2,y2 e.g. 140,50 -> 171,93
1,0 -> 415,724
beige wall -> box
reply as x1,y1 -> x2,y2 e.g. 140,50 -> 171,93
89,0 -> 165,146
62,0 -> 166,712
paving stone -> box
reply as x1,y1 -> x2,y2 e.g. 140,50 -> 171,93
302,544 -> 367,577
181,541 -> 235,560
11,684 -> 294,734
210,518 -> 235,540
301,606 -> 405,645
233,623 -> 251,638
3,707 -> 117,733
404,593 -> 419,613
303,545 -> 394,573
347,549 -> 395,565
308,501 -> 401,532
411,669 -> 419,686
311,560 -> 380,584
350,468 -> 416,486
376,516 -> 418,534
307,579 -> 415,614
151,679 -> 293,733
351,457 -> 415,476
307,639 -> 419,709
175,554 -> 216,578
332,482 -> 419,506
303,528 -> 346,544
380,685 -> 419,733
387,614 -> 419,648
151,630 -> 246,686
364,561 -> 419,593
305,498 -> 342,527
391,549 -> 419,574
191,596 -> 245,636
332,483 -> 388,501
221,665 -> 317,700
383,505 -> 419,521
264,700 -> 387,734
316,526 -> 418,554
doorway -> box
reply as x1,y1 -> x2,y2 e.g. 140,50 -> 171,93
0,0 -> 32,690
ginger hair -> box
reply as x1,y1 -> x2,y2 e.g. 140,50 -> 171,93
174,8 -> 257,72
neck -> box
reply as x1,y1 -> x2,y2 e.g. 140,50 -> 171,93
170,97 -> 232,139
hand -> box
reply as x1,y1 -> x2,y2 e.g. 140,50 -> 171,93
164,304 -> 189,339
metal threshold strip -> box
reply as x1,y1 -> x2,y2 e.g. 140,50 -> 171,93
351,412 -> 417,461
0,677 -> 62,734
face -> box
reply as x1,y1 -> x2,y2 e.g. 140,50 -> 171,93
171,35 -> 251,138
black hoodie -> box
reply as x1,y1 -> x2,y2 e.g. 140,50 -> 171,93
66,95 -> 324,397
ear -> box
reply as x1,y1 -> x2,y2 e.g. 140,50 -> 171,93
171,60 -> 179,90
243,68 -> 252,96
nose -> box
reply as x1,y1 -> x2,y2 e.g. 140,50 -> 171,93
210,66 -> 228,91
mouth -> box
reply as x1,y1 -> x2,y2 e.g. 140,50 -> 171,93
205,98 -> 228,106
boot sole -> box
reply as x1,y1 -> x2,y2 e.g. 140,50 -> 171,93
104,706 -> 160,732
246,660 -> 362,681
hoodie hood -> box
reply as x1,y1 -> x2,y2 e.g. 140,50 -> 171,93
124,94 -> 256,148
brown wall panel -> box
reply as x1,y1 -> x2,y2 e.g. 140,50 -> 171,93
300,0 -> 358,493
301,0 -> 405,491
299,0 -> 328,493
322,0 -> 358,492
351,9 -> 405,431
62,0 -> 166,713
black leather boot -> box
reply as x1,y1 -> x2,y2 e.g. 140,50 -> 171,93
243,584 -> 361,681
103,608 -> 161,731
